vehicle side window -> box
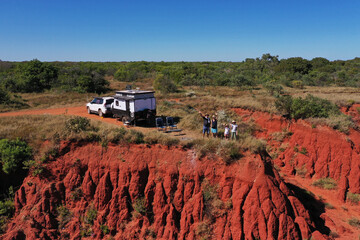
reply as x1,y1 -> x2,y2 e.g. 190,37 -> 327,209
99,99 -> 104,104
106,99 -> 114,104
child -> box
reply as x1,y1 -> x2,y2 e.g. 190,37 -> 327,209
224,124 -> 230,139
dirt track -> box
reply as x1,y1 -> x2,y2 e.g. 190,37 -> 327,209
0,106 -> 190,137
0,106 -> 126,127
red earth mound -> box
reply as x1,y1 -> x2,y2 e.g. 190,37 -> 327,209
234,108 -> 360,239
2,142 -> 328,240
233,108 -> 360,201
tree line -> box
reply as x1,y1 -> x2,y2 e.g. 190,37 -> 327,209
0,54 -> 360,97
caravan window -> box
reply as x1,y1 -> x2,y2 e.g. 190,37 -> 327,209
115,100 -> 119,106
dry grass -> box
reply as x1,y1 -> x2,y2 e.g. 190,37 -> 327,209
347,192 -> 360,205
312,178 -> 337,190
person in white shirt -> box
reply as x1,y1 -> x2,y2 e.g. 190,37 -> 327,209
224,124 -> 230,139
230,120 -> 238,140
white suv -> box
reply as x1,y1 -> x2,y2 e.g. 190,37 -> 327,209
86,97 -> 114,117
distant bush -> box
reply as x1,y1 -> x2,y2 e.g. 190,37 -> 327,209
153,73 -> 178,93
275,94 -> 341,120
0,88 -> 10,104
263,81 -> 283,97
0,138 -> 32,174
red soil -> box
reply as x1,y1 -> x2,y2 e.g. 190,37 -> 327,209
1,142 -> 328,240
233,107 -> 360,240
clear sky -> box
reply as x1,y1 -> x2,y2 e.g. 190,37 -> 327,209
0,0 -> 359,61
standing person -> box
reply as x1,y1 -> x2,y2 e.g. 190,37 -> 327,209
199,111 -> 211,138
224,124 -> 230,139
211,114 -> 218,138
230,120 -> 238,140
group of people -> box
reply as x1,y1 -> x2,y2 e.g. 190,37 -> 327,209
199,111 -> 238,140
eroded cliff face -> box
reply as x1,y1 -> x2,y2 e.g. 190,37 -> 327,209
233,108 -> 360,202
2,141 -> 326,240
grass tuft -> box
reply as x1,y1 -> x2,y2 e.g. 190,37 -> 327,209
312,178 -> 337,190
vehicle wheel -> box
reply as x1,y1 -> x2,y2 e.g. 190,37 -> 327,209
98,109 -> 103,117
87,107 -> 91,114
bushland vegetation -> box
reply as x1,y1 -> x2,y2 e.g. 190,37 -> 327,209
1,54 -> 360,96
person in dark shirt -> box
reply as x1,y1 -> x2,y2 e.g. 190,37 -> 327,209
211,114 -> 218,138
199,111 -> 211,138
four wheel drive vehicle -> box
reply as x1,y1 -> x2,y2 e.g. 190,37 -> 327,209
86,97 -> 114,117
112,90 -> 156,125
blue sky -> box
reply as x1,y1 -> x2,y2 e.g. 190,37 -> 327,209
0,0 -> 359,61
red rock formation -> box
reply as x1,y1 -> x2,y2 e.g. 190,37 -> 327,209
233,108 -> 360,202
1,141 -> 328,240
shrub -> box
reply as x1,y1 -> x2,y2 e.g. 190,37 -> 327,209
100,224 -> 110,235
153,73 -> 177,93
348,218 -> 360,228
0,88 -> 10,104
291,95 -> 340,119
216,141 -> 242,165
0,187 -> 15,234
109,127 -> 127,143
71,188 -> 83,201
133,197 -> 147,215
0,138 -> 32,174
195,220 -> 212,240
264,81 -> 284,97
57,205 -> 72,229
0,199 -> 15,217
347,192 -> 360,204
23,158 -> 44,176
65,117 -> 91,133
312,178 -> 337,190
275,94 -> 341,120
125,130 -> 144,144
85,205 -> 97,225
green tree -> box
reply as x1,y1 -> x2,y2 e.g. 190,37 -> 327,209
16,59 -> 58,92
275,57 -> 312,74
0,87 -> 9,104
153,73 -> 177,93
0,139 -> 32,174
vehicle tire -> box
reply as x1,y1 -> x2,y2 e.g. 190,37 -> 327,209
98,109 -> 103,117
87,107 -> 91,114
